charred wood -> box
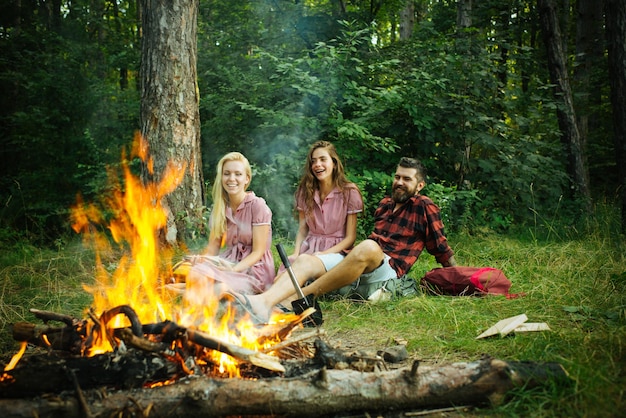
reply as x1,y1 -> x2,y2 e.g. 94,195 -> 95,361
11,322 -> 83,354
12,319 -> 286,372
186,329 -> 285,372
0,350 -> 179,398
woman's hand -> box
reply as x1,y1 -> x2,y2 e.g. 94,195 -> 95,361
214,258 -> 235,271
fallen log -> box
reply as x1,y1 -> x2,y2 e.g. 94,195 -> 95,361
0,357 -> 570,418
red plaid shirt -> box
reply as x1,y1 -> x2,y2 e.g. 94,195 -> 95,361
368,194 -> 454,277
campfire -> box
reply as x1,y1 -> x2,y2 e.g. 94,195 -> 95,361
0,135 -> 570,417
2,133 -> 311,381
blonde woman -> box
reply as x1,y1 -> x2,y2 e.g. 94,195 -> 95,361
183,152 -> 275,297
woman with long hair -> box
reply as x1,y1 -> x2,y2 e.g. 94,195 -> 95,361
290,141 -> 363,259
178,152 -> 275,298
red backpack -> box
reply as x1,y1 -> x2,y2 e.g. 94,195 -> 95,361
420,266 -> 517,298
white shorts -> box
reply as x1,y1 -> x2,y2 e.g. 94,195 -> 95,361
316,253 -> 398,285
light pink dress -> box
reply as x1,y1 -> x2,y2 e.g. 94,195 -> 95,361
296,186 -> 363,254
189,192 -> 274,294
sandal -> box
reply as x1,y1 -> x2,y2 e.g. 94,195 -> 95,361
275,303 -> 293,314
220,291 -> 267,325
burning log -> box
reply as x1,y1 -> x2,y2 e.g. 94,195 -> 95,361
2,304 -> 570,417
0,356 -> 570,418
10,319 -> 286,375
2,309 -> 571,417
4,304 -> 321,402
11,321 -> 83,353
186,329 -> 284,372
11,305 -> 315,375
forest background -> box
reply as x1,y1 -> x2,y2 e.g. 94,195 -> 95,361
1,0 -> 626,243
1,1 -> 626,416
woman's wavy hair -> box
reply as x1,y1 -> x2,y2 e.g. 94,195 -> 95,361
295,141 -> 359,222
209,152 -> 252,240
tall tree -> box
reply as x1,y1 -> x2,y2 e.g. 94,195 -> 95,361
399,0 -> 415,40
574,0 -> 604,193
140,0 -> 204,244
537,0 -> 591,205
456,0 -> 472,29
605,0 -> 626,231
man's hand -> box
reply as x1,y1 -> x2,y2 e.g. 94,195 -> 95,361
441,255 -> 457,267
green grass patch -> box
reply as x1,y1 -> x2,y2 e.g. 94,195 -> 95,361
0,240 -> 95,354
0,231 -> 624,416
320,233 -> 626,417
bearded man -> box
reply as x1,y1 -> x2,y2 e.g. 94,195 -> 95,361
232,157 -> 457,323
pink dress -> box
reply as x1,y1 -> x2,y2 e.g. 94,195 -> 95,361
188,192 -> 274,294
296,186 -> 363,254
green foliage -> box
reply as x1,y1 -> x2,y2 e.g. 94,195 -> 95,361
195,7 -> 600,235
0,0 -> 620,242
423,182 -> 478,232
199,20 -> 403,237
0,1 -> 140,243
348,168 -> 391,238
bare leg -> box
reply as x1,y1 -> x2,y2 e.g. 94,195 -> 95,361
244,254 -> 327,320
244,240 -> 385,321
300,239 -> 385,297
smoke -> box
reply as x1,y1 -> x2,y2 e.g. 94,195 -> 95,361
197,1 -> 344,241
247,133 -> 312,241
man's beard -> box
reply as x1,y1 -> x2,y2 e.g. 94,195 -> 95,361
392,185 -> 416,203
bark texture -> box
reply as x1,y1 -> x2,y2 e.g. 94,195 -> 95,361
456,0 -> 472,29
605,0 -> 626,232
399,0 -> 415,40
0,358 -> 569,418
140,0 -> 204,244
538,0 -> 591,204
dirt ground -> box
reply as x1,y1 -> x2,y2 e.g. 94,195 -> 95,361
288,327 -> 481,418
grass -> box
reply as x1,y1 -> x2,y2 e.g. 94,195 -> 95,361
0,240 -> 95,349
1,229 -> 625,417
319,232 -> 626,417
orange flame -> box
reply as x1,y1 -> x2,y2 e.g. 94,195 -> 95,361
4,341 -> 27,372
0,341 -> 27,383
68,132 -> 288,377
72,132 -> 183,334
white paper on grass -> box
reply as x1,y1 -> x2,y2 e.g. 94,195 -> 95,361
513,322 -> 551,333
475,313 -> 528,339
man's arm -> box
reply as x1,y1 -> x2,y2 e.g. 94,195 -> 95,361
421,199 -> 456,266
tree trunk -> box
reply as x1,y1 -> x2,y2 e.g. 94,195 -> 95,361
605,0 -> 626,232
495,3 -> 510,90
456,0 -> 472,29
515,3 -> 538,95
0,358 -> 569,418
537,0 -> 591,205
399,0 -> 415,40
112,0 -> 128,90
559,0 -> 570,55
140,0 -> 204,245
574,0 -> 604,190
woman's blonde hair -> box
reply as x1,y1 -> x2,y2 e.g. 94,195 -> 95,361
209,152 -> 252,240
